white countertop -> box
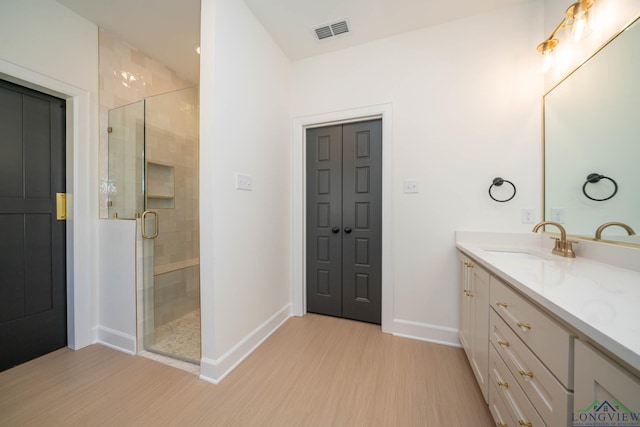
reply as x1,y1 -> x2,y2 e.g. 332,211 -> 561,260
456,231 -> 640,375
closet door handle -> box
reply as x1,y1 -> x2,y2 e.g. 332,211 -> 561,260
331,227 -> 340,234
344,227 -> 352,234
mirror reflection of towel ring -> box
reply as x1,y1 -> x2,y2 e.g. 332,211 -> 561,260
582,173 -> 618,201
489,177 -> 516,203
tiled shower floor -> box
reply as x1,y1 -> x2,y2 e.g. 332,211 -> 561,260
148,309 -> 201,363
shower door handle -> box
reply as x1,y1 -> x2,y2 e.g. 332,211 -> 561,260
141,210 -> 159,239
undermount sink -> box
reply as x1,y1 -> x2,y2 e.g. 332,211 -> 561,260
484,250 -> 546,261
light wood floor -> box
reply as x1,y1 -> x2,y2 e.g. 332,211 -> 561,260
0,314 -> 493,426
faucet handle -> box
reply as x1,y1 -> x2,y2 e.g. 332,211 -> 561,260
549,237 -> 564,256
564,240 -> 578,258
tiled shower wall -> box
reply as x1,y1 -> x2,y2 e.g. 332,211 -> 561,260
145,87 -> 199,271
99,28 -> 194,218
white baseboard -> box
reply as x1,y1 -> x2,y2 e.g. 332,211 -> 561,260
200,304 -> 291,384
392,319 -> 461,347
96,326 -> 137,355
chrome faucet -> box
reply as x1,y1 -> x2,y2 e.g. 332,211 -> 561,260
532,221 -> 577,258
595,222 -> 636,240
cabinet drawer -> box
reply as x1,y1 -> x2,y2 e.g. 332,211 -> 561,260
490,276 -> 573,388
490,310 -> 572,427
489,381 -> 518,427
489,344 -> 546,427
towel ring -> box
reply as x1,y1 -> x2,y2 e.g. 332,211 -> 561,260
582,173 -> 618,201
489,177 -> 516,203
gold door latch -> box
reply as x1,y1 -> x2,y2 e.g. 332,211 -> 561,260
56,193 -> 67,220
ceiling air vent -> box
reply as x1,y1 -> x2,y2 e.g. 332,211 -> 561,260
331,21 -> 349,36
313,19 -> 350,41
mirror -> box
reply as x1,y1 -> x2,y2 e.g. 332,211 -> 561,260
544,16 -> 640,246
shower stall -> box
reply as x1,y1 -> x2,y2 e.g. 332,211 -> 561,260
106,87 -> 200,363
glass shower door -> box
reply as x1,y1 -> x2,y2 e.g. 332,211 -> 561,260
141,87 -> 200,363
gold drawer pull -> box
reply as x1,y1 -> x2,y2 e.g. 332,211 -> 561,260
498,340 -> 510,347
497,381 -> 509,388
465,291 -> 474,297
518,421 -> 532,427
517,322 -> 532,330
496,302 -> 508,308
519,370 -> 534,378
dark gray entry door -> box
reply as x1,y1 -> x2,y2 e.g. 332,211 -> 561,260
306,119 -> 382,324
0,79 -> 67,372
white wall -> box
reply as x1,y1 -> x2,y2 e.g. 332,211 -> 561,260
0,0 -> 99,349
0,0 -> 97,91
199,0 -> 292,382
291,1 -> 544,343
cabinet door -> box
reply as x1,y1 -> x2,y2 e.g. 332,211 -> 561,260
458,253 -> 472,353
574,340 -> 640,424
469,261 -> 490,403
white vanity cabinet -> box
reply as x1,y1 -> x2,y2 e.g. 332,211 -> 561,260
456,232 -> 640,427
574,340 -> 640,422
457,246 -> 640,427
458,252 -> 490,403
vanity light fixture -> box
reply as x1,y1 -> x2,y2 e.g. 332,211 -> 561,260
537,0 -> 596,72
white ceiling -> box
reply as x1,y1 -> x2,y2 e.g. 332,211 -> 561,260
56,0 -> 531,83
56,0 -> 202,83
243,0 -> 531,60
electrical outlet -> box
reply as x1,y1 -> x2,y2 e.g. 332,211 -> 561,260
403,180 -> 419,194
551,207 -> 565,223
236,173 -> 252,191
521,208 -> 535,224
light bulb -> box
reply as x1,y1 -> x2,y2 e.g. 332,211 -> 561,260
571,12 -> 588,41
537,38 -> 558,73
567,0 -> 595,42
542,49 -> 553,73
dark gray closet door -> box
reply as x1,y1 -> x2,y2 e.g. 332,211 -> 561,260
0,79 -> 67,372
306,124 -> 343,317
306,119 -> 382,324
341,120 -> 382,324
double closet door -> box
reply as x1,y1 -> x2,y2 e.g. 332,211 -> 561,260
306,119 -> 382,324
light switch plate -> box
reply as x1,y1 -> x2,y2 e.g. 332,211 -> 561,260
236,173 -> 252,191
403,180 -> 419,194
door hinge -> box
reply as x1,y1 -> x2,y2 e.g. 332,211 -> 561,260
107,126 -> 113,133
56,193 -> 67,220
